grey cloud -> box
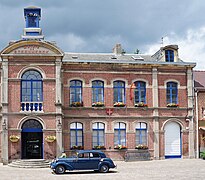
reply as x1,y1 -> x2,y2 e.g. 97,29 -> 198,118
1,0 -> 205,54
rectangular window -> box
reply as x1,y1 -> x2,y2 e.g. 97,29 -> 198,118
113,81 -> 125,103
167,82 -> 178,104
114,122 -> 126,146
165,50 -> 174,62
136,122 -> 147,145
134,81 -> 146,104
92,81 -> 104,103
70,80 -> 82,106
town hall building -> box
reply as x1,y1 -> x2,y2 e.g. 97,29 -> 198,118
0,6 -> 196,164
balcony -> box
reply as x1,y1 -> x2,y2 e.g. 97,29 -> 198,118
21,102 -> 43,112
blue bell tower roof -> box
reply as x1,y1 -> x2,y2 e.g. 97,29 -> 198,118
22,6 -> 44,40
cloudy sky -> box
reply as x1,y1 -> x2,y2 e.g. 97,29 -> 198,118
0,0 -> 205,69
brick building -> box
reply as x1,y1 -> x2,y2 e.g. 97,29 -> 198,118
193,71 -> 205,158
0,6 -> 196,164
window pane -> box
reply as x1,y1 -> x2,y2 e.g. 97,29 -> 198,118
141,123 -> 147,129
98,123 -> 104,129
77,123 -> 83,129
93,136 -> 97,143
70,80 -> 82,104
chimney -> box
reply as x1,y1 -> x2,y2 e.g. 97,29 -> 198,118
113,44 -> 123,55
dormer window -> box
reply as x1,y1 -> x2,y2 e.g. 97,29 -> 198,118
165,50 -> 174,62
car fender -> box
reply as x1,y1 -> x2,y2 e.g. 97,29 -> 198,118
55,161 -> 74,171
98,161 -> 111,170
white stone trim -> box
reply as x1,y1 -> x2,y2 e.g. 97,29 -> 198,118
66,78 -> 86,87
161,118 -> 184,131
17,116 -> 46,130
17,66 -> 46,79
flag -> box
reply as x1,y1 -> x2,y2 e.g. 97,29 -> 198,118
130,83 -> 136,100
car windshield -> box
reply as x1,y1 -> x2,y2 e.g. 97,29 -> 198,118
69,152 -> 78,158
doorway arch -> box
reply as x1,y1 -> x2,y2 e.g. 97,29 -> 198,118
164,121 -> 182,158
21,119 -> 43,159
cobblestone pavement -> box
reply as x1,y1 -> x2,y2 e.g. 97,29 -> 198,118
1,159 -> 205,180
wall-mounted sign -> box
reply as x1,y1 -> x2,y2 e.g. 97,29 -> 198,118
11,45 -> 53,54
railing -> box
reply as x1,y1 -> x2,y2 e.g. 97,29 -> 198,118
21,102 -> 43,112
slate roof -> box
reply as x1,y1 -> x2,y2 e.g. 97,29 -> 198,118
62,52 -> 196,67
193,71 -> 205,89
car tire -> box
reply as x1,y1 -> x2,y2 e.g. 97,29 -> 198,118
55,165 -> 66,174
100,164 -> 109,173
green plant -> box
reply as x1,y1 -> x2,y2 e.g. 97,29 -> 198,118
70,145 -> 84,150
93,145 -> 106,150
113,102 -> 126,107
135,102 -> 148,107
92,102 -> 104,107
200,151 -> 205,159
135,144 -> 148,149
70,102 -> 83,107
114,144 -> 127,150
167,103 -> 179,107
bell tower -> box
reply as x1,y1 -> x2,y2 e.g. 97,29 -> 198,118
22,6 -> 44,40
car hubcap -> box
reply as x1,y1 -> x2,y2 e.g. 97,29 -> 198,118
102,166 -> 108,172
58,166 -> 64,173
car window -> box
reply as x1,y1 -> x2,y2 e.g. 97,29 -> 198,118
78,153 -> 89,158
90,152 -> 100,158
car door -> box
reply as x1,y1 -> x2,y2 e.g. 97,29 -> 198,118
74,152 -> 101,170
74,152 -> 91,170
88,152 -> 101,169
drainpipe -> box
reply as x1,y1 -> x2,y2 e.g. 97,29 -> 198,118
195,90 -> 199,158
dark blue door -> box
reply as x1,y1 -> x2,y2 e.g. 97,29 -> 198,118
21,120 -> 43,159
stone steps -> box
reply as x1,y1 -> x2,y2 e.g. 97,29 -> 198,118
8,159 -> 51,168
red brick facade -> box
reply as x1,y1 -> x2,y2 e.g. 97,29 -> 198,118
0,39 -> 196,164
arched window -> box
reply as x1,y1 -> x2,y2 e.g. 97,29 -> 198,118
167,82 -> 178,104
136,122 -> 147,145
22,119 -> 43,130
70,80 -> 82,107
134,81 -> 146,104
165,50 -> 174,62
21,70 -> 43,111
92,80 -> 104,103
92,122 -> 105,148
114,122 -> 126,146
70,122 -> 83,149
113,81 -> 125,103
21,70 -> 43,102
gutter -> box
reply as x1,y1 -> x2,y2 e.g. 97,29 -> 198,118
195,90 -> 199,158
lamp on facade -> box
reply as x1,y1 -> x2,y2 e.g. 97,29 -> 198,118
2,119 -> 7,130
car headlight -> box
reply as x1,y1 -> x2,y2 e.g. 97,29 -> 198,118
51,159 -> 57,163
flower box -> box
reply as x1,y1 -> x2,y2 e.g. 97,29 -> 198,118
114,145 -> 127,150
92,145 -> 106,150
45,135 -> 56,143
135,144 -> 148,150
70,102 -> 83,107
9,135 -> 20,142
113,102 -> 126,107
92,102 -> 104,107
135,102 -> 148,107
167,103 -> 179,107
70,145 -> 84,150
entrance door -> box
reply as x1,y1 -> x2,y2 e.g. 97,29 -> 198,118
21,119 -> 43,159
164,121 -> 181,158
22,132 -> 43,159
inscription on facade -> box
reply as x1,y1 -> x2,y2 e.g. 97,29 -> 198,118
11,45 -> 51,54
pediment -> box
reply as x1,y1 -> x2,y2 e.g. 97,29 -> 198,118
1,40 -> 64,57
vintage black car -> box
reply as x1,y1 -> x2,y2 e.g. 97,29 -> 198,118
50,150 -> 116,174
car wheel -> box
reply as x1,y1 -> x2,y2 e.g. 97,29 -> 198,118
100,164 -> 109,173
55,165 -> 66,174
